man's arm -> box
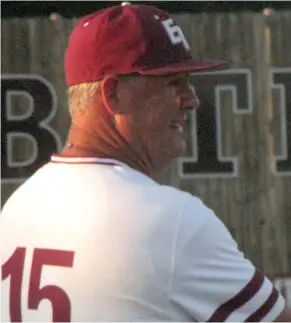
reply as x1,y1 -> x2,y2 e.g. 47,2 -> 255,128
170,196 -> 288,322
274,306 -> 291,322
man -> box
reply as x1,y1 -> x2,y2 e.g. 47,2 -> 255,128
1,2 -> 290,322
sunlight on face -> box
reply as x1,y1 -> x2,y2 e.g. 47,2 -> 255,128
115,73 -> 198,171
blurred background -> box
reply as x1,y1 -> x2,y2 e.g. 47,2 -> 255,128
1,1 -> 291,303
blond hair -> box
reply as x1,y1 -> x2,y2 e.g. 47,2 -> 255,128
67,75 -> 139,116
67,81 -> 102,116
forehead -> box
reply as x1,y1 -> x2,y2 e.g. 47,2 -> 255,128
149,72 -> 191,82
117,72 -> 192,97
132,72 -> 191,88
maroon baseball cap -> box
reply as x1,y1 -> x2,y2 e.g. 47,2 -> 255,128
65,2 -> 231,86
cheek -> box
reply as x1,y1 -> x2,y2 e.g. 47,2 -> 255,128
148,90 -> 180,125
162,86 -> 180,108
131,87 -> 180,140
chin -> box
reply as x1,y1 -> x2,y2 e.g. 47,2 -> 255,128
156,138 -> 186,170
172,139 -> 186,158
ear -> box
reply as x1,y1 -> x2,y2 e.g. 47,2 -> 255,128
101,75 -> 119,115
101,75 -> 134,115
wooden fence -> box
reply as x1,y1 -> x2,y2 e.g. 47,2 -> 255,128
1,11 -> 291,288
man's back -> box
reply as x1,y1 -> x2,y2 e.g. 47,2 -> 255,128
1,156 -> 202,321
1,156 -> 285,322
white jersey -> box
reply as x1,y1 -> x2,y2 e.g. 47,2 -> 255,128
1,156 -> 285,322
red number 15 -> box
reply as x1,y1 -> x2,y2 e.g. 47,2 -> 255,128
2,247 -> 75,322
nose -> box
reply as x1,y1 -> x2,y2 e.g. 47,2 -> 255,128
180,84 -> 200,110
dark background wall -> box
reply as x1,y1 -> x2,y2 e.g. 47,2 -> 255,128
2,0 -> 291,18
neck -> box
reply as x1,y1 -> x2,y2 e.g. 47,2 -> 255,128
61,124 -> 154,178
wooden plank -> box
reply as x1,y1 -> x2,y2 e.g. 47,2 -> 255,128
269,11 -> 291,274
1,18 -> 31,207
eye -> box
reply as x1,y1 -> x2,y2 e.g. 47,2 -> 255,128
168,78 -> 181,87
168,74 -> 191,87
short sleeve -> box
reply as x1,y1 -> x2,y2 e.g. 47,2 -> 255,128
170,197 -> 286,322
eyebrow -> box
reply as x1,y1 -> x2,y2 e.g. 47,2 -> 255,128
167,73 -> 191,82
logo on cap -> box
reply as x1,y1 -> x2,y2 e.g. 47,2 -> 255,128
161,18 -> 190,51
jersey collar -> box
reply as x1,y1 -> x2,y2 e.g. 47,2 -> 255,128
50,155 -> 129,168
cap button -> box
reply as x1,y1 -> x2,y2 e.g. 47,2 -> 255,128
121,2 -> 131,6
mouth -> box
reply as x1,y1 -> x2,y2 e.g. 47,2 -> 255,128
170,122 -> 184,133
170,115 -> 187,133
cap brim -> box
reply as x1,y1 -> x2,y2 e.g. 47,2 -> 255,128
140,58 -> 231,75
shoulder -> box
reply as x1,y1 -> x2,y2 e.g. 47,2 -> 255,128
169,197 -> 286,322
144,182 -> 211,219
136,182 -> 216,244
156,186 -> 219,246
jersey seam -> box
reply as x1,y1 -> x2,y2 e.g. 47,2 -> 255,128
168,198 -> 214,296
168,195 -> 191,295
167,201 -> 217,320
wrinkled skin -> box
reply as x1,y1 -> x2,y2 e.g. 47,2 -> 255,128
63,72 -> 199,177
